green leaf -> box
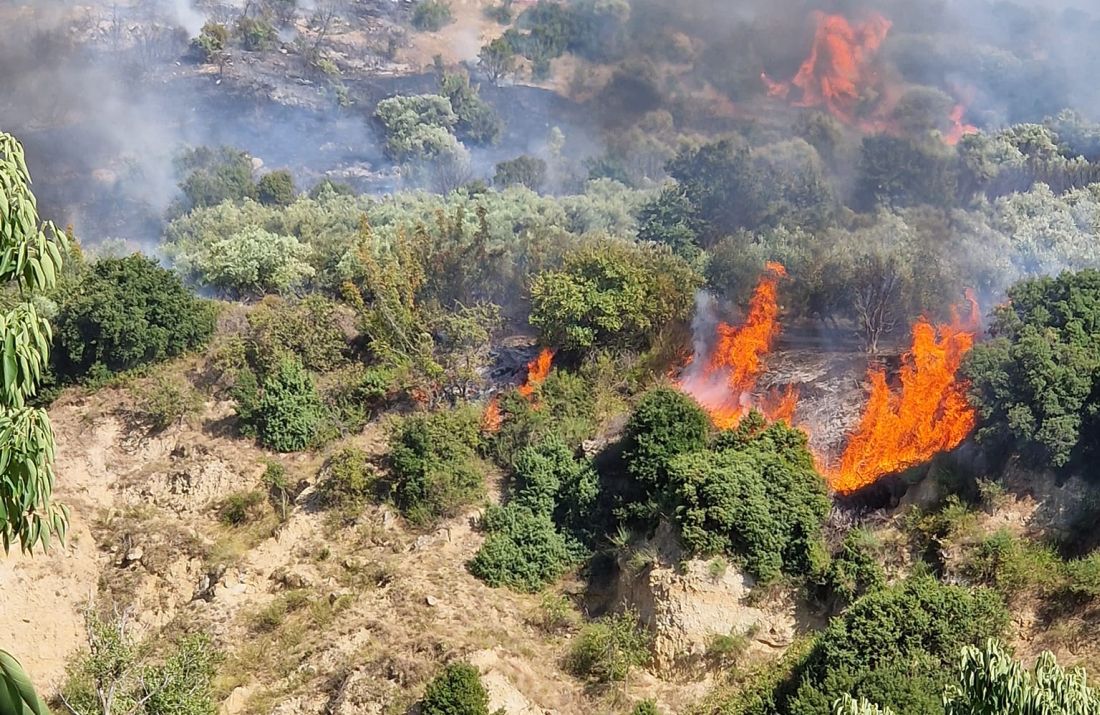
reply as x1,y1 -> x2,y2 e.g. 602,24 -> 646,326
0,650 -> 49,715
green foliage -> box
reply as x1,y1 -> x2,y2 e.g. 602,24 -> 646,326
0,650 -> 49,715
421,662 -> 489,715
621,387 -> 710,497
61,612 -> 218,715
134,375 -> 203,431
488,370 -> 600,467
53,256 -> 215,381
176,225 -> 315,298
374,94 -> 464,162
823,528 -> 887,608
670,421 -> 830,582
478,36 -> 517,84
317,447 -> 376,508
767,577 -> 1008,715
412,0 -> 454,32
510,437 -> 598,539
0,131 -> 68,552
964,270 -> 1100,469
439,71 -> 502,146
257,170 -> 297,207
191,22 -> 228,63
248,356 -> 324,452
468,504 -> 580,592
245,295 -> 349,376
235,15 -> 277,51
833,695 -> 895,715
217,490 -> 266,526
175,146 -> 256,212
945,640 -> 1100,714
494,156 -> 547,191
631,700 -> 660,715
529,240 -> 700,352
855,135 -> 957,210
386,407 -> 485,525
262,461 -> 293,521
567,610 -> 650,683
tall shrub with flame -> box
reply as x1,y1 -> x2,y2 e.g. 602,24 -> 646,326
482,348 -> 555,432
677,262 -> 795,428
825,292 -> 980,493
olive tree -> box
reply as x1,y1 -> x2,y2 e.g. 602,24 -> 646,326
0,132 -> 68,554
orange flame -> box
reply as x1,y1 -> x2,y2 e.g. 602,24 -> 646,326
481,395 -> 503,433
825,290 -> 980,494
518,348 -> 554,398
678,262 -> 796,427
764,12 -> 892,126
944,103 -> 978,145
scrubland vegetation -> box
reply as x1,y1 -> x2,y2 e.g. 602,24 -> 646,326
8,0 -> 1100,713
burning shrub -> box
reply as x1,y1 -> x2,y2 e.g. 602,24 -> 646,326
386,407 -> 485,526
529,239 -> 700,352
53,256 -> 216,381
487,370 -> 600,467
468,504 -> 580,592
964,269 -> 1100,470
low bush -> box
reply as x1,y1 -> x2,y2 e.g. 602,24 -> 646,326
468,504 -> 580,592
631,701 -> 660,715
317,448 -> 377,508
257,170 -> 296,206
387,407 -> 485,525
217,490 -> 266,526
412,0 -> 454,31
421,662 -> 489,715
567,610 -> 650,683
822,528 -> 887,608
234,356 -> 324,452
134,375 -> 203,430
245,295 -> 350,376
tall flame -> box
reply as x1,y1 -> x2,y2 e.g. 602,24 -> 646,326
944,103 -> 979,145
678,262 -> 796,428
518,348 -> 555,398
825,290 -> 980,493
763,12 -> 892,126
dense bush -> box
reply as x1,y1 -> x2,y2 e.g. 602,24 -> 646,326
420,662 -> 488,715
317,447 -> 377,508
411,0 -> 454,32
494,155 -> 547,191
133,374 -> 203,430
439,71 -> 502,146
257,170 -> 296,206
748,577 -> 1008,715
373,94 -> 463,162
512,437 -> 599,538
468,504 -> 579,591
175,146 -> 256,212
529,240 -> 700,351
387,407 -> 485,525
487,370 -> 600,467
175,225 -> 315,298
245,295 -> 349,376
822,529 -> 887,609
621,387 -> 710,497
54,256 -> 216,381
670,420 -> 830,582
964,270 -> 1100,470
191,22 -> 228,63
235,356 -> 324,452
235,15 -> 277,51
567,610 -> 650,683
217,490 -> 266,526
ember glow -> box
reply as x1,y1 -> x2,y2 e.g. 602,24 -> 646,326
825,290 -> 981,494
678,262 -> 796,428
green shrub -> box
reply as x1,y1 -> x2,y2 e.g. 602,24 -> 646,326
468,504 -> 580,592
489,370 -> 600,466
964,530 -> 1061,600
824,528 -> 887,608
439,71 -> 502,145
706,631 -> 752,667
254,356 -> 324,452
245,295 -> 349,376
412,0 -> 454,31
773,577 -> 1008,715
317,364 -> 392,437
529,240 -> 701,352
622,387 -> 710,493
631,700 -> 660,715
494,155 -> 547,191
174,146 -> 256,211
262,461 -> 293,521
257,170 -> 296,206
567,610 -> 650,683
318,448 -> 377,508
235,15 -> 277,51
217,490 -> 266,526
387,408 -> 485,525
421,662 -> 489,715
177,226 -> 315,298
54,255 -> 216,381
134,375 -> 203,430
373,94 -> 462,162
191,22 -> 228,62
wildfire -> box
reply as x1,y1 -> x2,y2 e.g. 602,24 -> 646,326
825,290 -> 981,494
944,103 -> 979,145
678,262 -> 796,427
763,12 -> 892,126
483,347 -> 556,433
519,348 -> 555,398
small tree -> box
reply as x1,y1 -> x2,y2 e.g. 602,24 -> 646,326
254,356 -> 323,452
478,37 -> 516,85
421,662 -> 489,715
256,170 -> 296,206
411,0 -> 454,32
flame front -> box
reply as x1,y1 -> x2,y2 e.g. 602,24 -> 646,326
944,103 -> 979,145
678,262 -> 795,427
518,348 -> 555,398
825,290 -> 980,494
